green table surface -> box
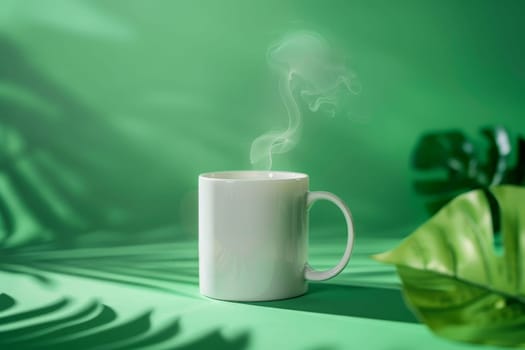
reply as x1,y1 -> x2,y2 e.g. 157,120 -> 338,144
0,227 -> 507,349
1,1 -> 523,349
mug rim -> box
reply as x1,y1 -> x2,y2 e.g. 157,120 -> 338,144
199,170 -> 308,182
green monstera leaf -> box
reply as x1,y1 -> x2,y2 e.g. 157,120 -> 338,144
374,186 -> 525,347
412,126 -> 525,215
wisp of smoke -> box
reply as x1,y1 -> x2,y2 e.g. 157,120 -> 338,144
250,31 -> 360,169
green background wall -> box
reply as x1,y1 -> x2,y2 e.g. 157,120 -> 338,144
1,0 -> 524,246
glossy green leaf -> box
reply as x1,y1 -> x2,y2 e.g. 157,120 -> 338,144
412,127 -> 525,215
374,186 -> 525,347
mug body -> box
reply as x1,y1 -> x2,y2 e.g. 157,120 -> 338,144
199,171 -> 308,301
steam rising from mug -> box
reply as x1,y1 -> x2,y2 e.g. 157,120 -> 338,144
250,31 -> 360,169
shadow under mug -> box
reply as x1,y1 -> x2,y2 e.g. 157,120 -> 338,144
199,171 -> 354,301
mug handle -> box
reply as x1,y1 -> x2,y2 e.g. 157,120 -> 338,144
304,191 -> 355,281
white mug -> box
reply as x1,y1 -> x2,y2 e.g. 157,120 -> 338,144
199,171 -> 354,301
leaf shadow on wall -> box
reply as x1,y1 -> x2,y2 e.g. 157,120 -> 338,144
0,34 -> 185,248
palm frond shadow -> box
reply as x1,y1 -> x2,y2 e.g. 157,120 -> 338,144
1,230 -> 200,298
0,294 -> 250,350
0,293 -> 15,312
0,33 -> 188,248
